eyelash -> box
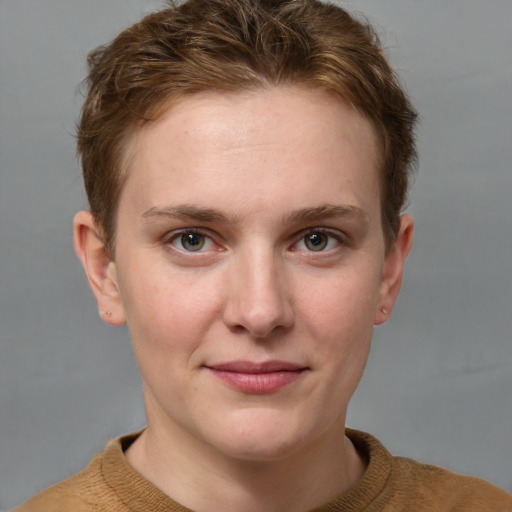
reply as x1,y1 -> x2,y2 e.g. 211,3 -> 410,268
165,227 -> 347,254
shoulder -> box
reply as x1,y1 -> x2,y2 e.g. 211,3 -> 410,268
12,436 -> 134,512
391,456 -> 512,511
13,457 -> 105,512
345,429 -> 512,512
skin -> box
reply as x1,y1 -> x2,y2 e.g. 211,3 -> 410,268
74,86 -> 413,512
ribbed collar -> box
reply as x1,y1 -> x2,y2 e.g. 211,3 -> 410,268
101,428 -> 393,512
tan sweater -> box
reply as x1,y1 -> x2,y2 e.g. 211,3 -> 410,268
15,429 -> 512,511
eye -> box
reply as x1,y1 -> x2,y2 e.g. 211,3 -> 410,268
170,230 -> 216,252
304,232 -> 329,251
293,230 -> 342,252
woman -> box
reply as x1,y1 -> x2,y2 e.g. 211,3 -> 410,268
15,0 -> 512,510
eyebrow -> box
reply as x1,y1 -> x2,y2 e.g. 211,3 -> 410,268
285,204 -> 368,224
141,203 -> 368,225
142,205 -> 233,223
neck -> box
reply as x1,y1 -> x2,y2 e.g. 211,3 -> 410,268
125,415 -> 366,512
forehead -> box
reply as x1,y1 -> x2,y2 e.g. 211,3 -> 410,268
158,87 -> 377,154
121,86 -> 381,221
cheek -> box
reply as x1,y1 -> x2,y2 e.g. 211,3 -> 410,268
118,262 -> 224,355
297,264 -> 382,336
295,264 -> 380,382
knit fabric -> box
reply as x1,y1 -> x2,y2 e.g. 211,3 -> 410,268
14,429 -> 512,512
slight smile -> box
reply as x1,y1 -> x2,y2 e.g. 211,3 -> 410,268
205,361 -> 308,394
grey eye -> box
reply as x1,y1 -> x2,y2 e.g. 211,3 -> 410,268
304,233 -> 328,251
180,233 -> 206,251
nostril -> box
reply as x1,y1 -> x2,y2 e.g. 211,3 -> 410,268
228,323 -> 248,335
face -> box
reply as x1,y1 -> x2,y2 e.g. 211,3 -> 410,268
81,87 -> 411,462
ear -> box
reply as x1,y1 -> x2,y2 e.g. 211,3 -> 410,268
73,211 -> 126,326
374,214 -> 414,325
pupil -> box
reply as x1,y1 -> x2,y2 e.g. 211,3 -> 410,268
182,233 -> 204,251
310,234 -> 323,246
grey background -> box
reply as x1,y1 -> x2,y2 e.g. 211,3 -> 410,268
1,0 -> 511,508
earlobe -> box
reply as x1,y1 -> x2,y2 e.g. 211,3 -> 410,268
73,211 -> 126,326
374,214 -> 414,325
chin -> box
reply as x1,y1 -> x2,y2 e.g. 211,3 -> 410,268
205,409 -> 318,462
216,435 -> 302,463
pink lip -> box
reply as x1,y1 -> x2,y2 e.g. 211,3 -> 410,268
205,361 -> 307,394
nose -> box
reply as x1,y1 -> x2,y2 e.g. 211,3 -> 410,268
222,246 -> 294,338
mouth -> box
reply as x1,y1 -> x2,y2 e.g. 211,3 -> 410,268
204,360 -> 308,394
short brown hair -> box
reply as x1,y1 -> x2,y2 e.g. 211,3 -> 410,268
77,0 -> 417,254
